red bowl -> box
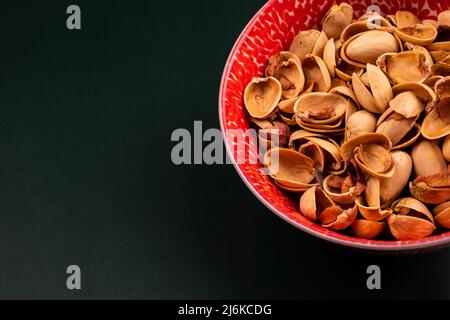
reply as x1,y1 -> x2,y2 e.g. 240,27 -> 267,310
219,0 -> 450,252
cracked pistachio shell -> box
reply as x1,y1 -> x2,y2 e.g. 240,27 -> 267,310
388,197 -> 436,240
263,147 -> 315,188
392,82 -> 436,104
404,43 -> 434,66
379,151 -> 412,205
410,174 -> 450,204
394,24 -> 437,46
321,2 -> 353,39
342,30 -> 399,68
351,219 -> 386,239
294,92 -> 346,125
395,11 -> 421,27
302,54 -> 331,92
341,133 -> 394,178
352,64 -> 392,114
438,10 -> 450,29
346,110 -> 377,141
300,186 -> 334,221
323,38 -> 336,77
265,52 -> 305,99
443,135 -> 450,162
244,77 -> 282,119
318,204 -> 358,231
412,140 -> 447,177
377,51 -> 431,84
434,201 -> 450,229
289,30 -> 328,61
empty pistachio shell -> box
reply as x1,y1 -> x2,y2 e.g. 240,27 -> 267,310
388,197 -> 436,240
379,151 -> 413,205
323,38 -> 336,77
300,186 -> 334,221
321,2 -> 353,39
412,140 -> 447,177
443,136 -> 450,162
410,174 -> 450,204
422,77 -> 450,139
341,133 -> 394,178
302,54 -> 331,92
294,92 -> 346,125
395,11 -> 421,27
394,24 -> 438,46
265,52 -> 305,99
438,10 -> 450,29
352,64 -> 393,114
346,110 -> 377,140
377,51 -> 431,84
318,204 -> 358,231
263,147 -> 315,189
342,30 -> 400,68
244,77 -> 282,119
351,219 -> 386,239
434,201 -> 450,229
289,30 -> 325,61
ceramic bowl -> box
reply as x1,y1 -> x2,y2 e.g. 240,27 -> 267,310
219,0 -> 450,252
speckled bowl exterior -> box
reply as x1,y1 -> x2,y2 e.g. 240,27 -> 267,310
219,0 -> 450,252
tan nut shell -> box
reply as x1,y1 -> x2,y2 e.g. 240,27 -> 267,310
379,151 -> 413,205
321,2 -> 353,39
342,30 -> 400,68
412,140 -> 447,177
395,11 -> 421,27
434,201 -> 450,229
294,92 -> 346,125
351,219 -> 386,239
263,147 -> 315,190
244,77 -> 282,119
394,24 -> 438,46
265,52 -> 305,99
299,186 -> 334,221
346,110 -> 377,141
289,30 -> 328,61
388,197 -> 435,240
410,174 -> 450,204
352,64 -> 393,114
377,51 -> 431,84
302,54 -> 331,92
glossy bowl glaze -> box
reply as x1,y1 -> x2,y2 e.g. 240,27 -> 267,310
219,0 -> 450,252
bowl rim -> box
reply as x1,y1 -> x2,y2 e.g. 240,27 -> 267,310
218,0 -> 450,251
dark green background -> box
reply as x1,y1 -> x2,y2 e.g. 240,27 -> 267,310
0,0 -> 449,299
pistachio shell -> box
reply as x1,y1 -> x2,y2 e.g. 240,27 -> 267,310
434,201 -> 450,229
411,140 -> 447,177
392,82 -> 436,103
263,148 -> 315,186
392,197 -> 434,223
438,10 -> 450,29
443,135 -> 450,162
388,214 -> 435,240
321,2 -> 353,39
351,219 -> 386,239
302,54 -> 331,92
352,64 -> 392,114
379,151 -> 413,205
395,11 -> 421,27
289,30 -> 321,61
244,77 -> 282,119
394,24 -> 438,46
355,195 -> 391,222
323,38 -> 336,77
319,204 -> 358,230
294,92 -> 346,125
421,78 -> 450,140
335,62 -> 364,81
377,51 -> 431,84
404,43 -> 434,66
342,30 -> 400,68
277,97 -> 297,114
410,174 -> 450,204
300,186 -> 334,221
265,52 -> 305,99
346,110 -> 377,140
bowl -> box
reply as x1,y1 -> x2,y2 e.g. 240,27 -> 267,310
219,0 -> 450,252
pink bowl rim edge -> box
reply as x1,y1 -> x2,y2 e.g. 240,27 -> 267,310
218,0 -> 450,252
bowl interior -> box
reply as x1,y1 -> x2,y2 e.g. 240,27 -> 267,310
219,0 -> 450,251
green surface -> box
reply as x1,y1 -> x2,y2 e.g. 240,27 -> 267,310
0,0 -> 450,299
